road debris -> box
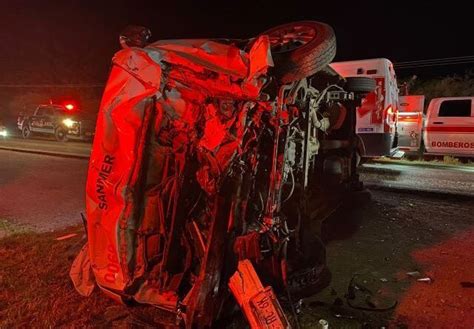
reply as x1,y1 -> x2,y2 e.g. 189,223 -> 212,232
406,271 -> 421,278
295,299 -> 304,314
333,311 -> 357,320
346,276 -> 397,312
417,277 -> 433,283
317,319 -> 329,329
55,233 -> 78,241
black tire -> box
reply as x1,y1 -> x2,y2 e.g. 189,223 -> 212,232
259,21 -> 336,84
345,77 -> 376,93
119,25 -> 151,48
22,125 -> 31,139
55,127 -> 68,142
287,232 -> 331,298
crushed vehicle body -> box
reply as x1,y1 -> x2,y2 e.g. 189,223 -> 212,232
71,21 -> 374,328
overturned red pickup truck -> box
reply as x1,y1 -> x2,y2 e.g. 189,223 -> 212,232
71,22 -> 374,328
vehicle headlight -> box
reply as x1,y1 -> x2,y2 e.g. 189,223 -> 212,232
63,118 -> 77,128
0,129 -> 7,137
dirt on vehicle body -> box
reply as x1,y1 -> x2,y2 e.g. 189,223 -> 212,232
71,22 -> 375,328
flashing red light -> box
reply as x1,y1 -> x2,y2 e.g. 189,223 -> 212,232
65,104 -> 75,110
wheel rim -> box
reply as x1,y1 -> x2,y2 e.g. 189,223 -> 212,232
23,128 -> 29,137
267,24 -> 316,53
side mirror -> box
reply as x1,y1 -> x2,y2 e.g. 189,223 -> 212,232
119,25 -> 152,49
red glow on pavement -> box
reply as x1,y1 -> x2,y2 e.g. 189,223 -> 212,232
394,228 -> 474,328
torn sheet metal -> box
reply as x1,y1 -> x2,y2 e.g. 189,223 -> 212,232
70,243 -> 95,297
73,35 -> 273,320
229,260 -> 290,329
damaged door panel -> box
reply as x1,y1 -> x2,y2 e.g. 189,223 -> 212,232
71,21 -> 374,328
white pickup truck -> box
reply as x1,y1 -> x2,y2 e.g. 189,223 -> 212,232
398,96 -> 474,158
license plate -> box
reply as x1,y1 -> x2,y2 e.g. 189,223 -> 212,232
250,288 -> 289,329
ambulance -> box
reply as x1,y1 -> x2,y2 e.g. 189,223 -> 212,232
330,58 -> 399,157
423,97 -> 474,157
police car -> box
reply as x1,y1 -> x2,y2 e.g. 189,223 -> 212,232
17,103 -> 95,142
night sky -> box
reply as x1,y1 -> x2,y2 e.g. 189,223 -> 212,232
1,0 -> 473,84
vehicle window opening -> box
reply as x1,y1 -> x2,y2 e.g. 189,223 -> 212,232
438,99 -> 471,117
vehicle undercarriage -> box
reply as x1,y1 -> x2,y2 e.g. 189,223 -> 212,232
71,21 -> 375,328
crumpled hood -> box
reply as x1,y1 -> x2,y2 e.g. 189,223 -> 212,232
71,36 -> 273,305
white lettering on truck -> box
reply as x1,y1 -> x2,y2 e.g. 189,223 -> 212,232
431,141 -> 474,149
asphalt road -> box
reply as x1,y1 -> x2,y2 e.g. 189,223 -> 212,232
306,189 -> 474,328
361,162 -> 474,197
1,138 -> 473,197
1,140 -> 473,234
0,136 -> 91,158
0,149 -> 88,233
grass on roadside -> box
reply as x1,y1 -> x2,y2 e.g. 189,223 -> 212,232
0,219 -> 30,238
0,226 -> 117,327
373,155 -> 474,168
